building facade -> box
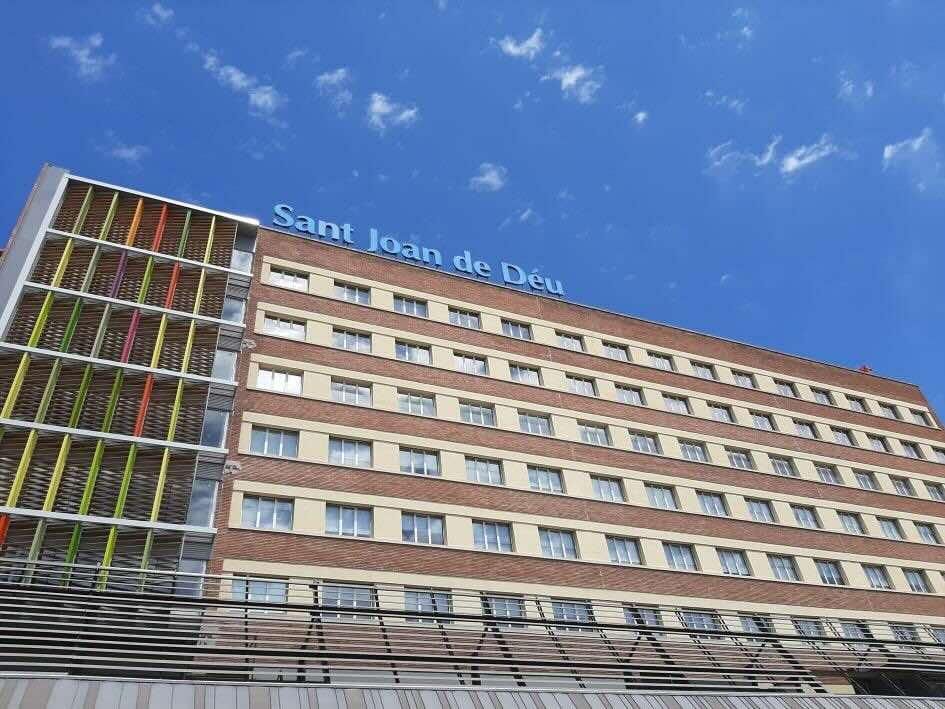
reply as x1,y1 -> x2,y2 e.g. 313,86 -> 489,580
2,166 -> 945,694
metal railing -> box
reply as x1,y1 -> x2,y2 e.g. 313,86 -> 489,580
2,557 -> 944,692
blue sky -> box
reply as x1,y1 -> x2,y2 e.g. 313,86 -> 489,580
2,2 -> 944,410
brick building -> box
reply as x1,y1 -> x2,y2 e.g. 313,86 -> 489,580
2,166 -> 945,695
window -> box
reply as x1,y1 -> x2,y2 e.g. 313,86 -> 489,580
404,589 -> 451,622
769,554 -> 800,581
935,449 -> 945,464
680,610 -> 723,632
211,349 -> 237,380
891,476 -> 915,496
398,390 -> 435,416
402,513 -> 445,545
812,388 -> 834,406
557,331 -> 584,351
646,484 -> 677,510
448,307 -> 480,329
502,319 -> 532,340
393,295 -> 428,317
878,517 -> 903,540
926,482 -> 945,502
567,375 -> 596,396
747,498 -> 775,523
483,595 -> 526,626
867,435 -> 889,452
326,504 -> 372,537
832,428 -> 855,446
250,427 -> 299,458
863,564 -> 892,589
242,495 -> 293,531
709,403 -> 734,423
726,448 -> 754,470
793,618 -> 825,638
528,466 -> 563,493
455,352 -> 488,375
616,385 -> 644,405
732,371 -> 755,388
698,491 -> 728,517
680,440 -> 709,463
905,569 -> 932,593
519,411 -> 552,435
332,328 -> 371,353
879,402 -> 900,419
466,456 -> 503,485
334,281 -> 370,304
838,512 -> 864,534
663,394 -> 690,414
579,422 -> 610,445
691,362 -> 716,380
602,342 -> 629,361
816,464 -> 842,485
592,475 -> 623,502
931,627 -> 945,645
792,505 -> 820,529
648,352 -> 674,371
232,577 -> 287,604
607,536 -> 641,565
400,447 -> 440,476
269,267 -> 308,291
186,479 -> 218,527
396,340 -> 431,364
912,410 -> 931,426
630,432 -> 661,454
718,549 -> 750,576
664,543 -> 697,570
794,420 -> 818,438
770,456 -> 799,477
891,624 -> 920,642
320,584 -> 375,620
218,294 -> 245,322
257,368 -> 302,395
847,396 -> 866,412
916,522 -> 940,544
751,412 -> 775,431
509,364 -> 541,385
775,380 -> 797,397
459,401 -> 495,426
328,437 -> 372,466
741,615 -> 772,635
625,606 -> 662,628
331,378 -> 371,406
816,560 -> 846,585
901,441 -> 923,459
264,315 -> 305,340
854,470 -> 879,490
552,600 -> 594,626
539,528 -> 578,559
473,520 -> 512,552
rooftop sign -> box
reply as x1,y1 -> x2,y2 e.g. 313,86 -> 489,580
272,203 -> 564,296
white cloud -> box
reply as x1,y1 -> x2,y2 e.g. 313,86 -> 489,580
632,111 -> 648,125
883,127 -> 944,193
704,90 -> 747,114
468,163 -> 508,192
542,64 -> 603,104
144,2 -> 174,25
720,7 -> 756,47
316,67 -> 353,113
720,273 -> 732,286
284,48 -> 308,68
98,131 -> 149,164
497,28 -> 544,60
780,134 -> 839,175
498,206 -> 541,230
837,71 -> 874,106
705,135 -> 781,178
202,51 -> 286,117
48,33 -> 116,81
366,92 -> 419,133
